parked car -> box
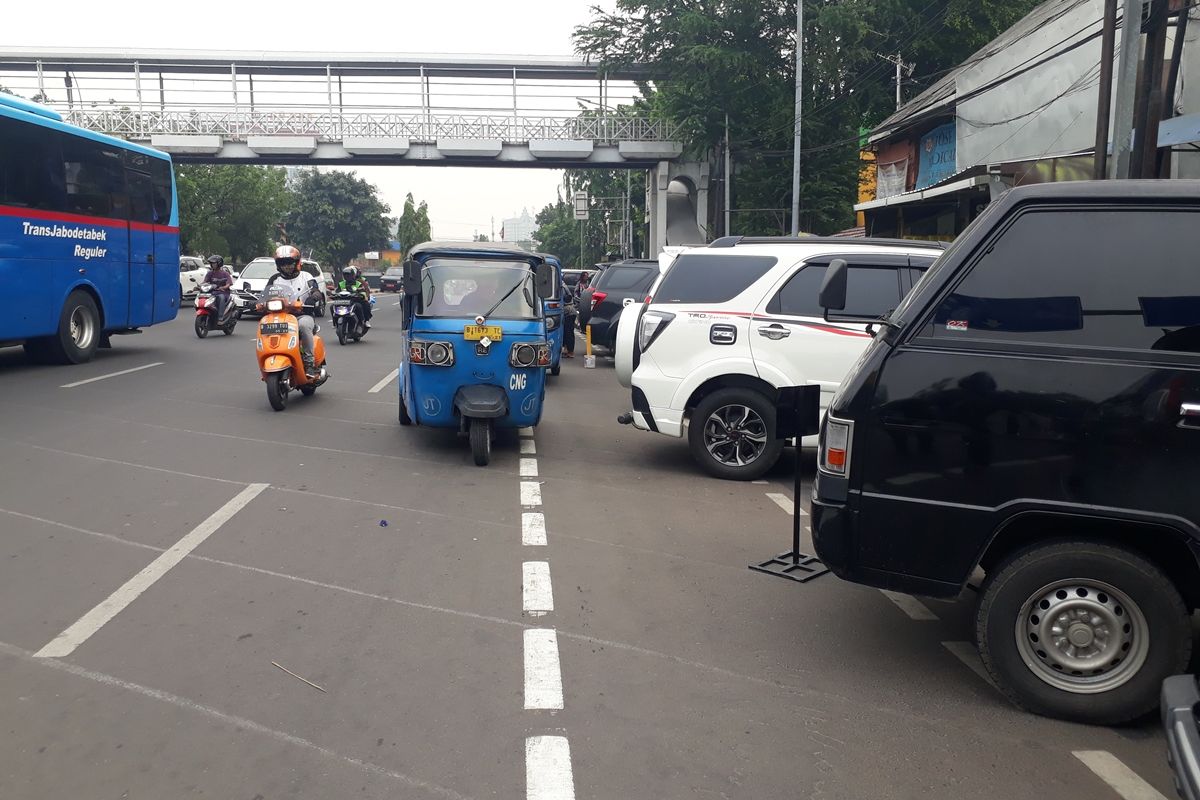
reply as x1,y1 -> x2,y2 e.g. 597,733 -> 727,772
617,237 -> 943,480
584,259 -> 660,349
179,256 -> 206,303
811,180 -> 1200,725
1163,675 -> 1200,800
236,257 -> 329,317
380,266 -> 405,292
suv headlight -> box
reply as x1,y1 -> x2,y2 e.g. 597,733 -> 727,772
638,310 -> 675,352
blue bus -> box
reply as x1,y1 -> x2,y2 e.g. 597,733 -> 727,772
0,93 -> 179,364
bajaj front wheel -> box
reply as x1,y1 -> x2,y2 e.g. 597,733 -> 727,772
469,418 -> 492,466
266,372 -> 289,411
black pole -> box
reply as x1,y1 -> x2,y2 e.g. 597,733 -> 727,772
1094,0 -> 1119,179
792,439 -> 803,565
1159,8 -> 1189,176
1137,0 -> 1171,177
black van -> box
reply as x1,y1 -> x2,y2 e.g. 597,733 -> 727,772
811,180 -> 1199,725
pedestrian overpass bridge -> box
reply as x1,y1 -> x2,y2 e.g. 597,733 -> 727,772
0,47 -> 707,250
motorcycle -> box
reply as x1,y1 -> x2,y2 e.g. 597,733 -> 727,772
255,284 -> 330,411
194,283 -> 240,338
331,291 -> 370,345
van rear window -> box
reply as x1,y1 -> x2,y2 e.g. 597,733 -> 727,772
655,254 -> 777,304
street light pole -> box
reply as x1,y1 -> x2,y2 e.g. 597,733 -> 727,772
789,0 -> 803,236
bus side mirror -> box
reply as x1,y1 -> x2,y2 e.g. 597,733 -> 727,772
402,260 -> 422,296
819,259 -> 848,311
535,262 -> 555,299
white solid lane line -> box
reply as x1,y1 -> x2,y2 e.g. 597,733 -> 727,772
941,641 -> 999,691
520,458 -> 539,478
879,590 -> 939,621
524,629 -> 564,710
1073,751 -> 1170,800
523,512 -> 548,546
35,483 -> 268,658
521,439 -> 537,455
367,368 -> 399,394
523,562 -> 555,615
521,481 -> 543,506
60,361 -> 164,389
526,736 -> 576,800
766,492 -> 808,516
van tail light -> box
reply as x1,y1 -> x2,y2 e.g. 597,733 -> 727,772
591,291 -> 607,310
638,310 -> 674,353
644,295 -> 652,303
820,419 -> 852,475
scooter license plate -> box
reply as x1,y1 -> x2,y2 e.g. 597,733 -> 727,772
463,325 -> 502,341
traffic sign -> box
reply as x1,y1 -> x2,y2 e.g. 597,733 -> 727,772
573,191 -> 589,221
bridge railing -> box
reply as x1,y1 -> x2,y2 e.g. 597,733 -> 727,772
57,109 -> 679,143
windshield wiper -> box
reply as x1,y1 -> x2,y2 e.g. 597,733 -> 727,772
481,276 -> 528,320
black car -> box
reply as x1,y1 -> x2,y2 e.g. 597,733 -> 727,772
811,180 -> 1200,726
581,259 -> 658,348
380,266 -> 404,292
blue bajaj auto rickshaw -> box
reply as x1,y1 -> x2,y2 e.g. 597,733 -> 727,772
398,242 -> 556,465
534,253 -> 566,376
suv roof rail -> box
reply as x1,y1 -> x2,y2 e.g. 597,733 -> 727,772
708,235 -> 947,251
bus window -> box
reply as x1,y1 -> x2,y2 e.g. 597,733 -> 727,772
0,115 -> 64,211
127,169 -> 157,225
151,156 -> 173,224
61,136 -> 127,219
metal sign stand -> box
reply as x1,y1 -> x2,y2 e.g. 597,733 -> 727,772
749,385 -> 829,584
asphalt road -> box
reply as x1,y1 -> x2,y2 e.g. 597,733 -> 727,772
0,296 -> 1185,800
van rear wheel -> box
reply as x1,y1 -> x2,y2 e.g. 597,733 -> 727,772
976,539 -> 1191,724
688,388 -> 782,481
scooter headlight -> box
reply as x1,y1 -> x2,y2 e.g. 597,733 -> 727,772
267,299 -> 284,312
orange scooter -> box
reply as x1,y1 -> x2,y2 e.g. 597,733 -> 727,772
255,287 -> 330,411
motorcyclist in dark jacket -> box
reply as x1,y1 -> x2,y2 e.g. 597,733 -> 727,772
336,266 -> 373,328
203,255 -> 233,320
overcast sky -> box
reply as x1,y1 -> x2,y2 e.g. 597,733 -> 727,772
4,0 -> 627,240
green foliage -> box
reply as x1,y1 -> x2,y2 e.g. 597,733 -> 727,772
534,169 -> 645,266
395,193 -> 433,255
575,0 -> 1042,234
286,169 -> 392,268
176,164 -> 291,265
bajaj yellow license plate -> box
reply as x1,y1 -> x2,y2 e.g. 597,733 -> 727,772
463,325 -> 503,341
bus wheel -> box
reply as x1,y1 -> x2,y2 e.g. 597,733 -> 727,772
46,291 -> 101,365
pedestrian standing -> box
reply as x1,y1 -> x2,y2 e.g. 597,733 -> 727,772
562,279 -> 579,358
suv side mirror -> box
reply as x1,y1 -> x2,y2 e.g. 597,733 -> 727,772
402,259 -> 422,297
535,262 -> 555,299
819,259 -> 848,311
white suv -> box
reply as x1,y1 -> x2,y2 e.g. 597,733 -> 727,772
616,236 -> 944,480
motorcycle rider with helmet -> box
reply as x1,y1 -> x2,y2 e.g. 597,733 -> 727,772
264,245 -> 320,376
203,254 -> 233,322
336,265 -> 373,329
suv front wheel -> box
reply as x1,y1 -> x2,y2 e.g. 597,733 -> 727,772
688,387 -> 783,481
976,539 -> 1191,725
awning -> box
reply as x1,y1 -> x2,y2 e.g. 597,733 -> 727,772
854,174 -> 990,212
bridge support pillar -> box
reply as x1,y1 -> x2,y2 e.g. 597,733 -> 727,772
645,160 -> 711,254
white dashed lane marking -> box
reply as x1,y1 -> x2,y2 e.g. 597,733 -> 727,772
523,629 -> 564,710
879,590 -> 939,621
36,483 -> 268,658
521,482 -> 543,506
526,736 -> 576,800
367,368 -> 399,394
519,427 -> 535,438
523,562 -> 555,616
1073,751 -> 1170,800
522,513 -> 548,546
60,362 -> 164,388
766,492 -> 808,516
520,458 -> 540,477
521,439 -> 537,455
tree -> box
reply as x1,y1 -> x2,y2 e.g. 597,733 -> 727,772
287,169 -> 391,268
574,0 -> 1041,234
395,193 -> 432,256
534,167 -> 645,267
176,165 -> 291,264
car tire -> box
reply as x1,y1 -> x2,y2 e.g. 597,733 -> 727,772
687,387 -> 783,481
976,539 -> 1191,725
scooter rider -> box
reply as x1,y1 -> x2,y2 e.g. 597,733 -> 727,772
336,266 -> 373,329
203,254 -> 233,321
265,245 -> 319,376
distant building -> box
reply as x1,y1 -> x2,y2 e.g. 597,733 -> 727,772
501,208 -> 537,246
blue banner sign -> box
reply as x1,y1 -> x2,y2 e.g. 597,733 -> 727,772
916,123 -> 957,189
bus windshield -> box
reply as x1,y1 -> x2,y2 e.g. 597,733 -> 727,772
419,259 -> 538,319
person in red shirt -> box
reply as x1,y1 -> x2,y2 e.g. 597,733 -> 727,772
203,255 -> 233,320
